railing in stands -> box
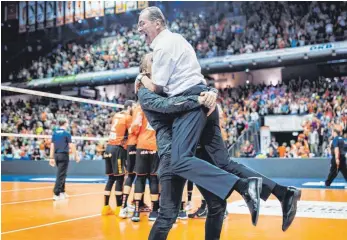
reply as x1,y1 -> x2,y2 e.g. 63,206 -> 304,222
228,119 -> 261,158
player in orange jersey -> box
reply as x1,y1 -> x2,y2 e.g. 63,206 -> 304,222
101,100 -> 135,216
130,105 -> 159,222
119,102 -> 140,218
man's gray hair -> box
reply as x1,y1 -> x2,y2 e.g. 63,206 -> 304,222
140,6 -> 166,26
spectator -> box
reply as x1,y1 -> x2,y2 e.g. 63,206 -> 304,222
241,140 -> 256,157
278,142 -> 287,158
309,128 -> 319,156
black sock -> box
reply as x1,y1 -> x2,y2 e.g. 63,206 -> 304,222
234,179 -> 248,194
272,184 -> 287,202
135,200 -> 140,212
104,195 -> 110,206
180,202 -> 185,211
140,195 -> 145,207
188,191 -> 192,202
122,194 -> 129,208
201,199 -> 207,209
116,195 -> 122,207
152,201 -> 159,212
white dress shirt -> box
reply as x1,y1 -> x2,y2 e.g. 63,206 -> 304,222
150,29 -> 205,97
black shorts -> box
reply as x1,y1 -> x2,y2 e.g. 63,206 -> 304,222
104,145 -> 126,176
126,145 -> 137,173
134,149 -> 159,175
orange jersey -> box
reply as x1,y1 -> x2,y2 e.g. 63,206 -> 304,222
126,112 -> 138,146
108,112 -> 128,146
131,106 -> 157,151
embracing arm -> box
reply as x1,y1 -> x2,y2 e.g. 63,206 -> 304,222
137,87 -> 201,114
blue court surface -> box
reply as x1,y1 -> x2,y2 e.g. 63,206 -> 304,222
1,175 -> 346,189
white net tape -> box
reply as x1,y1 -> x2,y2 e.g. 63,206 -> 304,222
1,85 -> 124,109
0,133 -> 108,141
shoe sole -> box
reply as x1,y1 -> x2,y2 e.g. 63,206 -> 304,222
252,177 -> 263,227
148,217 -> 157,221
178,216 -> 188,220
131,217 -> 140,222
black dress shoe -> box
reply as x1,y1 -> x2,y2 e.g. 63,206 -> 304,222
240,177 -> 262,226
281,187 -> 301,232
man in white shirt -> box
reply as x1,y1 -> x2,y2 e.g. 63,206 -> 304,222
136,6 -> 300,238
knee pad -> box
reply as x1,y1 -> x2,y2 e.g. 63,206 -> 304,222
134,175 -> 146,193
105,175 -> 116,191
125,173 -> 136,187
149,175 -> 159,195
187,181 -> 194,192
115,176 -> 125,192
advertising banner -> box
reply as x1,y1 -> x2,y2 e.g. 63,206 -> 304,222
19,2 -> 27,33
104,1 -> 115,15
56,1 -> 64,26
28,1 -> 36,32
36,1 -> 45,30
75,1 -> 85,21
65,1 -> 74,24
46,2 -> 55,28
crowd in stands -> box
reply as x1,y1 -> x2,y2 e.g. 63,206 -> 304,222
219,76 -> 347,158
1,97 -> 121,161
2,76 -> 346,161
12,1 -> 347,82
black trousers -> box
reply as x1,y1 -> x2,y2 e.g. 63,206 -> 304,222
148,127 -> 226,240
53,153 -> 69,196
168,85 -> 276,200
326,155 -> 347,185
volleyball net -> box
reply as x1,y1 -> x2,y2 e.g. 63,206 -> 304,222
1,85 -> 125,161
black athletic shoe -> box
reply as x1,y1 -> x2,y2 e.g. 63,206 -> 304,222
188,207 -> 207,219
177,210 -> 188,220
148,211 -> 158,221
131,211 -> 140,222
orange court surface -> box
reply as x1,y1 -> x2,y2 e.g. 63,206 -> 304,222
1,181 -> 347,240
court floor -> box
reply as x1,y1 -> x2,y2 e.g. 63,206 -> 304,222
1,181 -> 347,240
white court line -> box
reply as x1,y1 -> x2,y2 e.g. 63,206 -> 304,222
1,191 -> 104,205
1,213 -> 101,235
2,186 -> 55,192
1,183 -> 99,193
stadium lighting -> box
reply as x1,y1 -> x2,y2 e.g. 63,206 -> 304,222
95,17 -> 99,20
246,80 -> 250,84
78,19 -> 82,24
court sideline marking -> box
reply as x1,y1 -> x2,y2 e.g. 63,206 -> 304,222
1,183 -> 102,193
1,191 -> 104,205
1,213 -> 101,235
2,186 -> 53,192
